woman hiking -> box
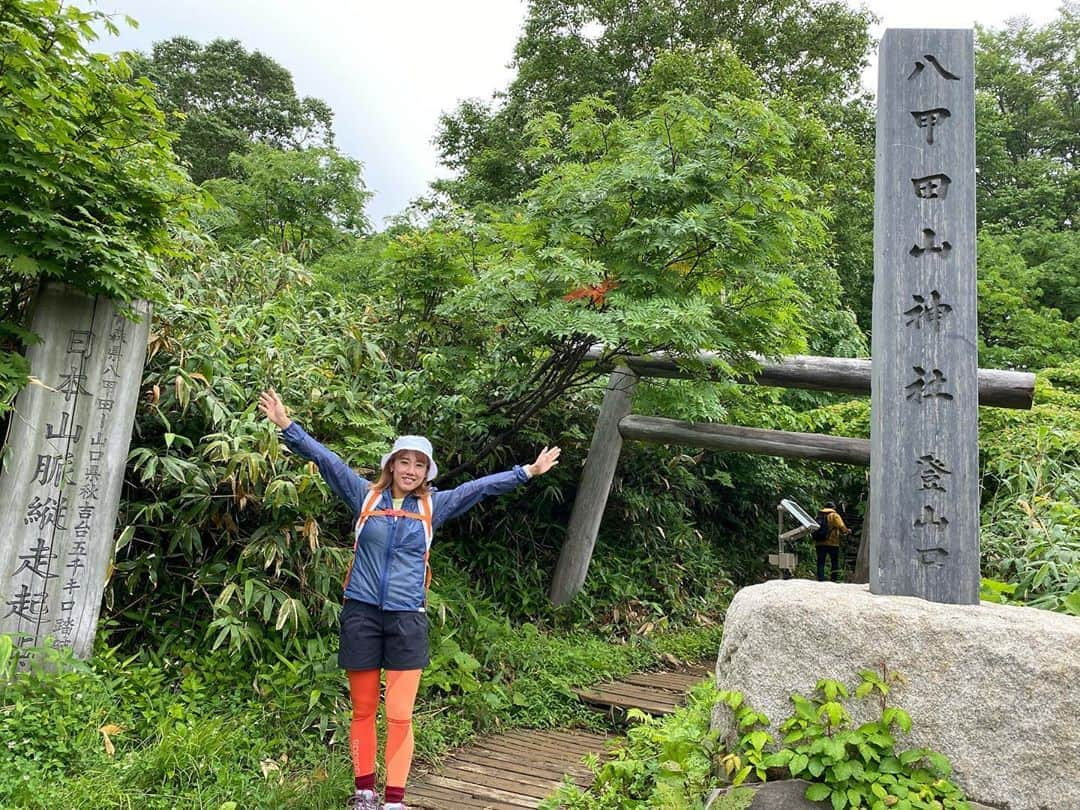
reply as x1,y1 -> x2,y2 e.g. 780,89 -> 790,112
258,389 -> 561,810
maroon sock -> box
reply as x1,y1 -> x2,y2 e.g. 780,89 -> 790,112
385,785 -> 406,803
355,773 -> 376,791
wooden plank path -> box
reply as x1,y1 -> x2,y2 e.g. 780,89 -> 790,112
408,666 -> 711,809
573,665 -> 710,716
408,728 -> 609,809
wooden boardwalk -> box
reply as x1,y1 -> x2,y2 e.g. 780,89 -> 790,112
408,728 -> 609,809
573,666 -> 710,716
408,666 -> 711,809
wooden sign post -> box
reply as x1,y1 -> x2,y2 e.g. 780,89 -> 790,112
0,284 -> 150,659
870,30 -> 980,604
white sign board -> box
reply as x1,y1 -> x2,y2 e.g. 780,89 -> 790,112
780,499 -> 818,530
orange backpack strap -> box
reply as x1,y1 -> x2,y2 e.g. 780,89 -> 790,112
345,487 -> 385,591
416,493 -> 433,550
357,487 -> 386,525
417,493 -> 434,593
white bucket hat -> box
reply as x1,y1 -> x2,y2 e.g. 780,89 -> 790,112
380,435 -> 438,481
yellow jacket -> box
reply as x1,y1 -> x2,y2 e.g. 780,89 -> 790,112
815,508 -> 849,547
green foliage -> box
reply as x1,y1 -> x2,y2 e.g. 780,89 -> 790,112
111,186 -> 758,663
625,44 -> 876,338
0,642 -> 106,801
971,7 -> 1080,377
543,667 -> 969,810
760,669 -> 968,810
423,572 -> 724,738
978,364 -> 1080,614
571,443 -> 744,621
709,789 -> 756,810
975,5 -> 1079,232
519,93 -> 827,349
1,616 -> 717,808
541,679 -> 719,809
712,670 -> 968,810
0,326 -> 33,414
0,633 -> 16,682
434,0 -> 878,328
976,233 -> 1080,369
393,89 -> 854,477
0,0 -> 197,411
111,242 -> 395,656
436,0 -> 875,207
132,37 -> 335,184
203,143 -> 371,260
0,639 -> 351,809
1011,228 -> 1080,323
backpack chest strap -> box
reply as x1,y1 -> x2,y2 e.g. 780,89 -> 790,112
361,508 -> 427,520
355,489 -> 433,549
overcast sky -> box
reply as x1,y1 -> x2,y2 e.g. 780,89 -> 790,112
100,0 -> 1065,226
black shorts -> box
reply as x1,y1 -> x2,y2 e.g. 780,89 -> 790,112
339,599 -> 430,671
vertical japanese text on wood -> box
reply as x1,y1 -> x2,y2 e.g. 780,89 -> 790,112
0,285 -> 150,658
870,30 -> 979,604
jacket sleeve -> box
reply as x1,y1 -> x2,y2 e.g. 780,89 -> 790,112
280,421 -> 370,515
431,467 -> 530,529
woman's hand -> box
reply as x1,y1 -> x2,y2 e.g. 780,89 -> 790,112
525,446 -> 561,478
258,388 -> 292,430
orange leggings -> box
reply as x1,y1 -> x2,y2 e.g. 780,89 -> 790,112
348,668 -> 422,791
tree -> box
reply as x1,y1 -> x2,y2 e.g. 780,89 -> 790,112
110,240 -> 397,653
433,0 -> 877,328
202,144 -> 371,261
1012,228 -> 1080,322
973,7 -> 1080,360
367,90 -> 866,476
0,0 -> 196,412
625,44 -> 875,338
435,0 -> 875,207
132,37 -> 335,184
976,233 -> 1079,369
975,5 -> 1079,232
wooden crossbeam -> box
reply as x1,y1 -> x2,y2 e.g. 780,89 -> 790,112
618,415 -> 871,465
551,345 -> 1036,604
584,347 -> 1035,410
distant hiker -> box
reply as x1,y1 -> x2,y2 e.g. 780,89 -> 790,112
812,501 -> 851,582
258,388 -> 561,810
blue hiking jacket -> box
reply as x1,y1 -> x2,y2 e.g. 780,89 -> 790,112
281,422 -> 529,611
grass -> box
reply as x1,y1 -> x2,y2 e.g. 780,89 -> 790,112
0,621 -> 723,809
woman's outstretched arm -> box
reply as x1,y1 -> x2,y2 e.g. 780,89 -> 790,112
258,388 -> 369,514
431,446 -> 561,528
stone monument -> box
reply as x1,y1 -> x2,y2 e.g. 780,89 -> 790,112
0,283 -> 150,660
870,29 -> 979,604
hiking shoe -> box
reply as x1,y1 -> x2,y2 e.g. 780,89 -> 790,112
346,789 -> 380,809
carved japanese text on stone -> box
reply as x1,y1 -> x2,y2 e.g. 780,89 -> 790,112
904,291 -> 952,328
907,54 -> 960,81
911,108 -> 951,144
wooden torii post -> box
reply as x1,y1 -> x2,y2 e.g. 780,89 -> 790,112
548,347 -> 1034,605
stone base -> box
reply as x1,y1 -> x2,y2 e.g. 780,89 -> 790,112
713,580 -> 1080,810
705,780 -> 824,809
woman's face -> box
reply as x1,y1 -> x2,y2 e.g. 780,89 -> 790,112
390,450 -> 429,496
